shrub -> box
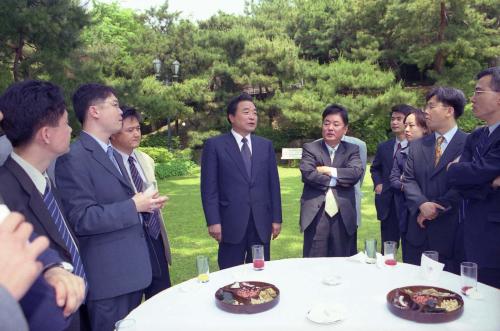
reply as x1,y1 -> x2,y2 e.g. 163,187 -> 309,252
141,131 -> 181,149
138,146 -> 196,178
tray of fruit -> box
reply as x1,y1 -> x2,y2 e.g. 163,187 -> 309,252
215,281 -> 280,314
386,286 -> 464,323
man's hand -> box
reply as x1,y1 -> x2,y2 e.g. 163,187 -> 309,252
0,212 -> 49,300
447,156 -> 461,170
419,202 -> 445,220
132,190 -> 168,213
208,224 -> 222,242
316,166 -> 332,176
375,184 -> 383,194
43,267 -> 85,317
417,213 -> 427,228
271,222 -> 281,240
491,176 -> 500,189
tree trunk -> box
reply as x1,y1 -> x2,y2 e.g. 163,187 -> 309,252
13,33 -> 24,82
434,1 -> 447,74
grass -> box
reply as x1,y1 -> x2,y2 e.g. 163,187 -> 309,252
159,165 -> 382,285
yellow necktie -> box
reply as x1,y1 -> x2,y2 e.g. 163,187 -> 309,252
325,188 -> 338,217
434,136 -> 445,166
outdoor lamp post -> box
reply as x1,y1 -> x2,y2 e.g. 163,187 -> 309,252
152,58 -> 180,149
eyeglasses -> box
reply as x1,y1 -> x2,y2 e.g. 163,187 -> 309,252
473,89 -> 498,96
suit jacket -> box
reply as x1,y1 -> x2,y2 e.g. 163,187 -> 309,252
200,133 -> 282,244
371,138 -> 397,221
342,136 -> 367,226
402,130 -> 467,258
135,149 -> 172,265
389,147 -> 409,232
0,285 -> 28,331
299,139 -> 363,235
447,126 -> 500,269
55,132 -> 152,301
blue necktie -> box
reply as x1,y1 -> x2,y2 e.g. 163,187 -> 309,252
43,180 -> 87,282
107,146 -> 122,175
241,137 -> 252,177
128,156 -> 161,239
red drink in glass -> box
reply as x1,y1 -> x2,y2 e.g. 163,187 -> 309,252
253,259 -> 265,270
385,259 -> 397,266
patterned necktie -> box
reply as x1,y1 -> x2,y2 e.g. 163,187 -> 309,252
107,146 -> 122,175
325,148 -> 338,217
434,136 -> 445,166
241,137 -> 252,177
43,179 -> 86,282
128,156 -> 161,239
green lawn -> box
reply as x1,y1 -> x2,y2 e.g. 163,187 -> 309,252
159,165 -> 382,285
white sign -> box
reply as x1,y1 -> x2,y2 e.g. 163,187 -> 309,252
281,148 -> 302,160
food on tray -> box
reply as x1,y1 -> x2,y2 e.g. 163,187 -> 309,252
392,287 -> 462,313
216,282 -> 278,306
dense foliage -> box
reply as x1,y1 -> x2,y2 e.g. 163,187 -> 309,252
1,0 -> 498,154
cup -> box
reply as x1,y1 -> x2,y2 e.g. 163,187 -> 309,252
252,244 -> 265,270
196,255 -> 209,282
364,239 -> 377,263
422,250 -> 439,262
114,318 -> 136,331
383,241 -> 397,266
460,262 -> 477,295
144,180 -> 158,195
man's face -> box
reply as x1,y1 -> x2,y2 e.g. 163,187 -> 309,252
47,111 -> 72,156
424,95 -> 452,132
390,111 -> 406,135
471,75 -> 500,123
228,100 -> 258,136
112,116 -> 141,153
322,113 -> 348,147
95,94 -> 123,134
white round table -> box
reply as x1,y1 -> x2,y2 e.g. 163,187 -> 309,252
127,258 -> 500,331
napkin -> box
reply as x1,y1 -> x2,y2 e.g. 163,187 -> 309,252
420,254 -> 444,281
376,252 -> 385,268
307,303 -> 346,324
346,251 -> 368,263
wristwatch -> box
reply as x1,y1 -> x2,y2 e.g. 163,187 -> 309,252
56,261 -> 74,273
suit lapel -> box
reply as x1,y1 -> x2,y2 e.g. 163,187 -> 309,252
483,126 -> 500,155
5,158 -> 68,251
135,151 -> 154,183
432,130 -> 465,177
384,138 -> 396,167
421,135 -> 436,174
224,133 -> 250,182
320,140 -> 332,166
250,136 -> 261,182
331,141 -> 346,168
80,132 -> 132,190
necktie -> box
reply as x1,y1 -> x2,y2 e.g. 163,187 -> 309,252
128,156 -> 161,239
241,137 -> 252,177
434,136 -> 445,166
325,148 -> 338,217
394,142 -> 402,159
107,146 -> 122,175
43,179 -> 86,282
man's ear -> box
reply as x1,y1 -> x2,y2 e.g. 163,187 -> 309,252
88,105 -> 100,119
38,126 -> 51,145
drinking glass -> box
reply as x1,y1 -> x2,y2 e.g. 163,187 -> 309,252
422,250 -> 439,262
252,244 -> 265,270
196,255 -> 209,283
364,239 -> 377,263
460,262 -> 477,295
383,241 -> 397,266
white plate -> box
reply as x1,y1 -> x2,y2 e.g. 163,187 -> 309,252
306,303 -> 346,324
322,275 -> 342,286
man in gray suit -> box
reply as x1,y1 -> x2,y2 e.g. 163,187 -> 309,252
342,135 -> 367,227
403,87 -> 467,272
300,104 -> 363,257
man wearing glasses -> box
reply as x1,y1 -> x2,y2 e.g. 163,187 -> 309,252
447,67 -> 500,288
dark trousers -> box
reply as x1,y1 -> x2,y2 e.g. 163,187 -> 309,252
218,214 -> 269,270
144,233 -> 171,299
303,208 -> 357,258
87,290 -> 143,331
380,198 -> 400,254
478,267 -> 500,289
405,239 -> 458,274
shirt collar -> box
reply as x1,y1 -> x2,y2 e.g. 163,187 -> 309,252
231,129 -> 251,143
10,152 -> 48,194
325,142 -> 340,154
435,125 -> 458,143
488,121 -> 500,135
114,147 -> 135,162
396,138 -> 408,148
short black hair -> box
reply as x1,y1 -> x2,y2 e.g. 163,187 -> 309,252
322,104 -> 349,125
477,66 -> 500,92
0,80 -> 66,147
226,93 -> 254,123
391,104 -> 416,117
121,106 -> 141,122
72,83 -> 116,124
425,86 -> 466,119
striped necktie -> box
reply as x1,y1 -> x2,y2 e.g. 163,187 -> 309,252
43,179 -> 86,282
128,156 -> 161,239
434,136 -> 445,166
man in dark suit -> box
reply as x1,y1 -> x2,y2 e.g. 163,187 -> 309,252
201,93 -> 282,269
447,67 -> 500,288
300,104 -> 363,257
403,87 -> 467,272
0,80 -> 87,330
371,105 -> 413,252
55,84 -> 167,330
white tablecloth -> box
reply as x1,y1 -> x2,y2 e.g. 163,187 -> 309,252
127,258 -> 500,331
